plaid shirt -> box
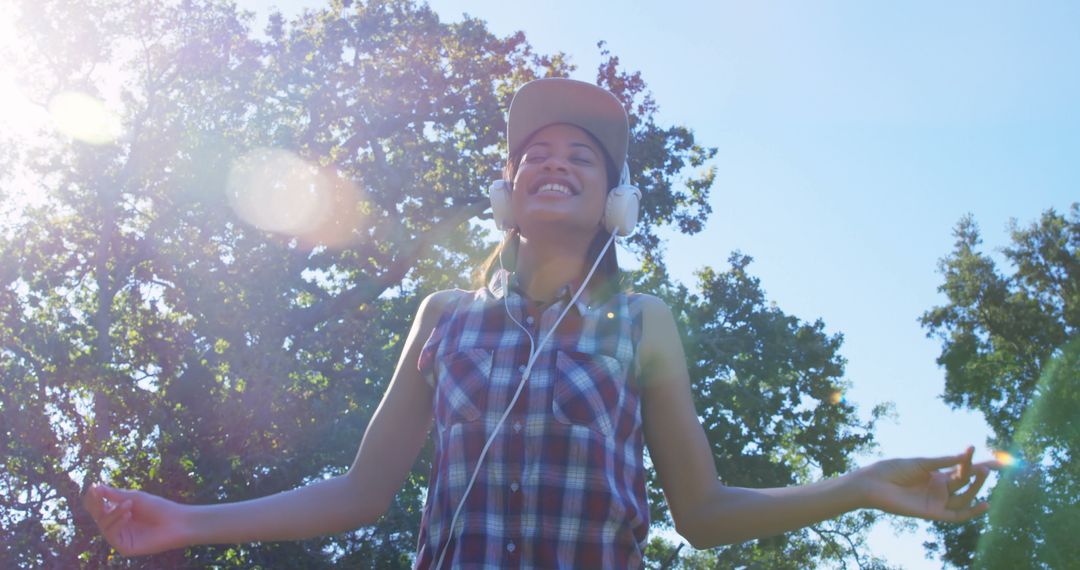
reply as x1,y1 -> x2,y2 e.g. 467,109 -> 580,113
414,268 -> 649,569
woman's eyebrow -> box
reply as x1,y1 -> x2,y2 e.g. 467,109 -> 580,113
570,142 -> 600,156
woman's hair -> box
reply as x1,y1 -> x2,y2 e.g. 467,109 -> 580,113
473,126 -> 623,294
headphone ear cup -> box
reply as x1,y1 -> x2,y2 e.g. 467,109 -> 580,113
488,180 -> 514,230
603,184 -> 641,237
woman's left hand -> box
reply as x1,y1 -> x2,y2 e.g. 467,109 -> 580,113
856,446 -> 1001,522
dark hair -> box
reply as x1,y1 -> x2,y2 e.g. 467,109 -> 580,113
474,125 -> 623,294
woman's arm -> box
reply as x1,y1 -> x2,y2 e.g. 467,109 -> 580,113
84,290 -> 456,556
635,295 -> 996,549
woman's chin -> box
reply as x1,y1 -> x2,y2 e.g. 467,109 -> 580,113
517,216 -> 597,241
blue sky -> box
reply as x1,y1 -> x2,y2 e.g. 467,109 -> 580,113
224,1 -> 1080,566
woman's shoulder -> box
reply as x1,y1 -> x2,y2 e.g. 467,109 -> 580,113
625,291 -> 673,320
624,292 -> 682,362
419,289 -> 471,319
408,290 -> 458,337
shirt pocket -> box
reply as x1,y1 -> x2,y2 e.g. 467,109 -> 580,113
436,348 -> 492,426
552,350 -> 624,436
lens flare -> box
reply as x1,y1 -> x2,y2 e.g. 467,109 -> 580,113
992,450 -> 1018,467
48,91 -> 123,144
226,148 -> 365,247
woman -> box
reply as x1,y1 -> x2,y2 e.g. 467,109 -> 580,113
85,78 -> 998,568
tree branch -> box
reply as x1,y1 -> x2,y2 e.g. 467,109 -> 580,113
289,199 -> 486,331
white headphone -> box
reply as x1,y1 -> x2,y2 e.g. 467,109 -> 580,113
488,161 -> 641,236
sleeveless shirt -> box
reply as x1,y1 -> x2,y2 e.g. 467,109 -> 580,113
414,268 -> 649,569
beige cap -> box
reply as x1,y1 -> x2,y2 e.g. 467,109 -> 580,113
507,78 -> 629,172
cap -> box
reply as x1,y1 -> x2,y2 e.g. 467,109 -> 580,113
507,78 -> 629,172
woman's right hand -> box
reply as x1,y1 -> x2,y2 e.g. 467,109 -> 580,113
83,484 -> 193,556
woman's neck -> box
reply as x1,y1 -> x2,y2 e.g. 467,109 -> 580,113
513,232 -> 592,304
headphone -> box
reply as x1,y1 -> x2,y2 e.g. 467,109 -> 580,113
488,161 -> 642,236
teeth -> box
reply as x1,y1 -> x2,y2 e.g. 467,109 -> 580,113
538,183 -> 572,195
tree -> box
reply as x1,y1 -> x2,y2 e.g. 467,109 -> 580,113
920,205 -> 1079,568
637,254 -> 893,570
0,0 -> 883,567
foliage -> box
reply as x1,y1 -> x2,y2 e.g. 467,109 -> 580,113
1,0 -> 881,567
920,206 -> 1079,568
635,254 -> 888,569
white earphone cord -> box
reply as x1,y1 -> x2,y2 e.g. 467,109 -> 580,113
432,229 -> 618,569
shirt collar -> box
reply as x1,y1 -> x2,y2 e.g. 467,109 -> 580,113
487,268 -> 595,315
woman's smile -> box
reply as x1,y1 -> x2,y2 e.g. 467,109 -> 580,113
530,176 -> 579,198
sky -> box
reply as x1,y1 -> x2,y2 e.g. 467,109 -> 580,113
5,0 -> 1077,567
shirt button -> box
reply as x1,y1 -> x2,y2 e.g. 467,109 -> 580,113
525,316 -> 534,325
511,481 -> 520,492
518,364 -> 526,373
506,542 -> 516,553
513,421 -> 522,433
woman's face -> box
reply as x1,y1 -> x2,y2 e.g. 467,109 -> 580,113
510,123 -> 610,239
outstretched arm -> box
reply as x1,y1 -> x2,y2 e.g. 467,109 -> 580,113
635,295 -> 998,549
84,290 -> 456,556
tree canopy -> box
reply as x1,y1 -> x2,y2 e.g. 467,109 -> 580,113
2,1 -> 884,567
921,205 -> 1079,569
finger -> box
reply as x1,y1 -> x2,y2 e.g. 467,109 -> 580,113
946,468 -> 972,494
100,499 -> 134,536
97,485 -> 137,504
974,459 -> 1005,471
82,486 -> 103,522
951,466 -> 991,508
83,485 -> 113,524
947,448 -> 976,493
945,468 -> 988,512
119,523 -> 135,556
942,500 -> 991,522
108,511 -> 134,550
917,451 -> 968,472
957,446 -> 974,480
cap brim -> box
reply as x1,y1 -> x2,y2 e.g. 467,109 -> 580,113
507,78 -> 629,171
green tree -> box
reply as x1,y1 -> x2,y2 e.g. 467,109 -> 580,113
920,205 -> 1079,568
1,0 -> 885,568
637,254 -> 893,570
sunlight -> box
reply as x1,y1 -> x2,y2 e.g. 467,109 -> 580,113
0,75 -> 40,132
47,91 -> 123,145
226,147 -> 367,248
992,450 -> 1017,467
0,5 -> 57,214
829,389 -> 845,405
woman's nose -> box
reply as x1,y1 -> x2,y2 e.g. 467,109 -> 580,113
541,154 -> 570,172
